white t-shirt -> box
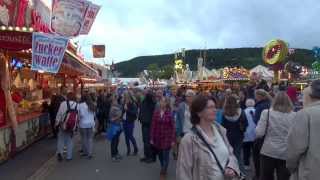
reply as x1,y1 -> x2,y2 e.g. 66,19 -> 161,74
78,102 -> 95,129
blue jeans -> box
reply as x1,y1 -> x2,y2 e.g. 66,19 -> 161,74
57,130 -> 73,159
80,128 -> 94,156
158,149 -> 170,171
123,121 -> 138,153
111,130 -> 122,157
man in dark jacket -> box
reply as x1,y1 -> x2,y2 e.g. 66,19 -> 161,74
139,91 -> 156,163
49,88 -> 67,138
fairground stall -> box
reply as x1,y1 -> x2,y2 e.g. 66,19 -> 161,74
0,0 -> 98,163
222,67 -> 250,90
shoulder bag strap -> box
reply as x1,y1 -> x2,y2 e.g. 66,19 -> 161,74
191,127 -> 225,173
66,100 -> 70,111
265,109 -> 270,137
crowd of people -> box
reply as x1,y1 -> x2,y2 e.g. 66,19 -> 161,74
46,78 -> 320,180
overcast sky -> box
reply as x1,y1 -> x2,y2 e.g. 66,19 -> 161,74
46,0 -> 320,63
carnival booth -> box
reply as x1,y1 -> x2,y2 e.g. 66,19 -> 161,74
250,65 -> 274,81
0,0 -> 99,163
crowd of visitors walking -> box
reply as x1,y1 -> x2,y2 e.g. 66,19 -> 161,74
47,79 -> 320,180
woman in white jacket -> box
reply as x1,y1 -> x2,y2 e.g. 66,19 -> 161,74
256,91 -> 296,180
78,94 -> 96,159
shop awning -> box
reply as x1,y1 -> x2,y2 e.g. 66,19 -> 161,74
0,29 -> 98,78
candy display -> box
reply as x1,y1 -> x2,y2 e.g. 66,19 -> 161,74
223,67 -> 250,80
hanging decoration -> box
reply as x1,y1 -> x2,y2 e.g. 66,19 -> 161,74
312,46 -> 320,72
313,47 -> 320,58
92,45 -> 105,58
285,61 -> 302,75
312,61 -> 320,72
51,0 -> 101,37
174,59 -> 184,71
262,39 -> 288,65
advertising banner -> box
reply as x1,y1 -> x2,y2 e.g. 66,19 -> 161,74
51,0 -> 89,37
32,32 -> 69,73
80,3 -> 101,35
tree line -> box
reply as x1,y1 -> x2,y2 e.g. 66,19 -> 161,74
115,48 -> 316,77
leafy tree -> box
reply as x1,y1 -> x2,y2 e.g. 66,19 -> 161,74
147,63 -> 160,80
159,65 -> 174,79
116,48 -> 316,77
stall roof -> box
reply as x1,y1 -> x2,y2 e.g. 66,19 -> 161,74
0,29 -> 98,78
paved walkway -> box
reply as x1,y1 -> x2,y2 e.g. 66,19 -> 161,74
1,123 -> 176,180
1,122 -> 255,180
0,137 -> 56,180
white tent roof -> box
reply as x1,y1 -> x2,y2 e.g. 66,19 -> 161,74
250,65 -> 274,80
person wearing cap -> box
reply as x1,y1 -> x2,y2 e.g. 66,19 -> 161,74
286,80 -> 320,180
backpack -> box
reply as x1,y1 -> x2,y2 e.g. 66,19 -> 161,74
62,101 -> 78,132
239,110 -> 248,133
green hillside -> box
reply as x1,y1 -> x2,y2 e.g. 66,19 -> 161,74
116,48 -> 316,77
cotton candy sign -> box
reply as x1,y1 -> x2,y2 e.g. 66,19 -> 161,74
31,32 -> 69,73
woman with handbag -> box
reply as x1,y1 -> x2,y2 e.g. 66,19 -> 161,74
177,95 -> 240,180
122,92 -> 139,156
256,92 -> 295,180
108,94 -> 123,162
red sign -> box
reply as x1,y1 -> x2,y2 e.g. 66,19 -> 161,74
0,0 -> 20,26
0,0 -> 51,33
92,45 -> 105,58
0,30 -> 32,51
31,10 -> 51,33
31,0 -> 51,32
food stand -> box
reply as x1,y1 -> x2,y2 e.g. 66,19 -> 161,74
0,1 -> 98,163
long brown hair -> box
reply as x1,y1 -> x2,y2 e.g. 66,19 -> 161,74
160,97 -> 171,111
81,94 -> 96,112
223,95 -> 240,116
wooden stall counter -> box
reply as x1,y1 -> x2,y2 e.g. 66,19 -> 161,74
17,111 -> 43,124
0,111 -> 49,163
